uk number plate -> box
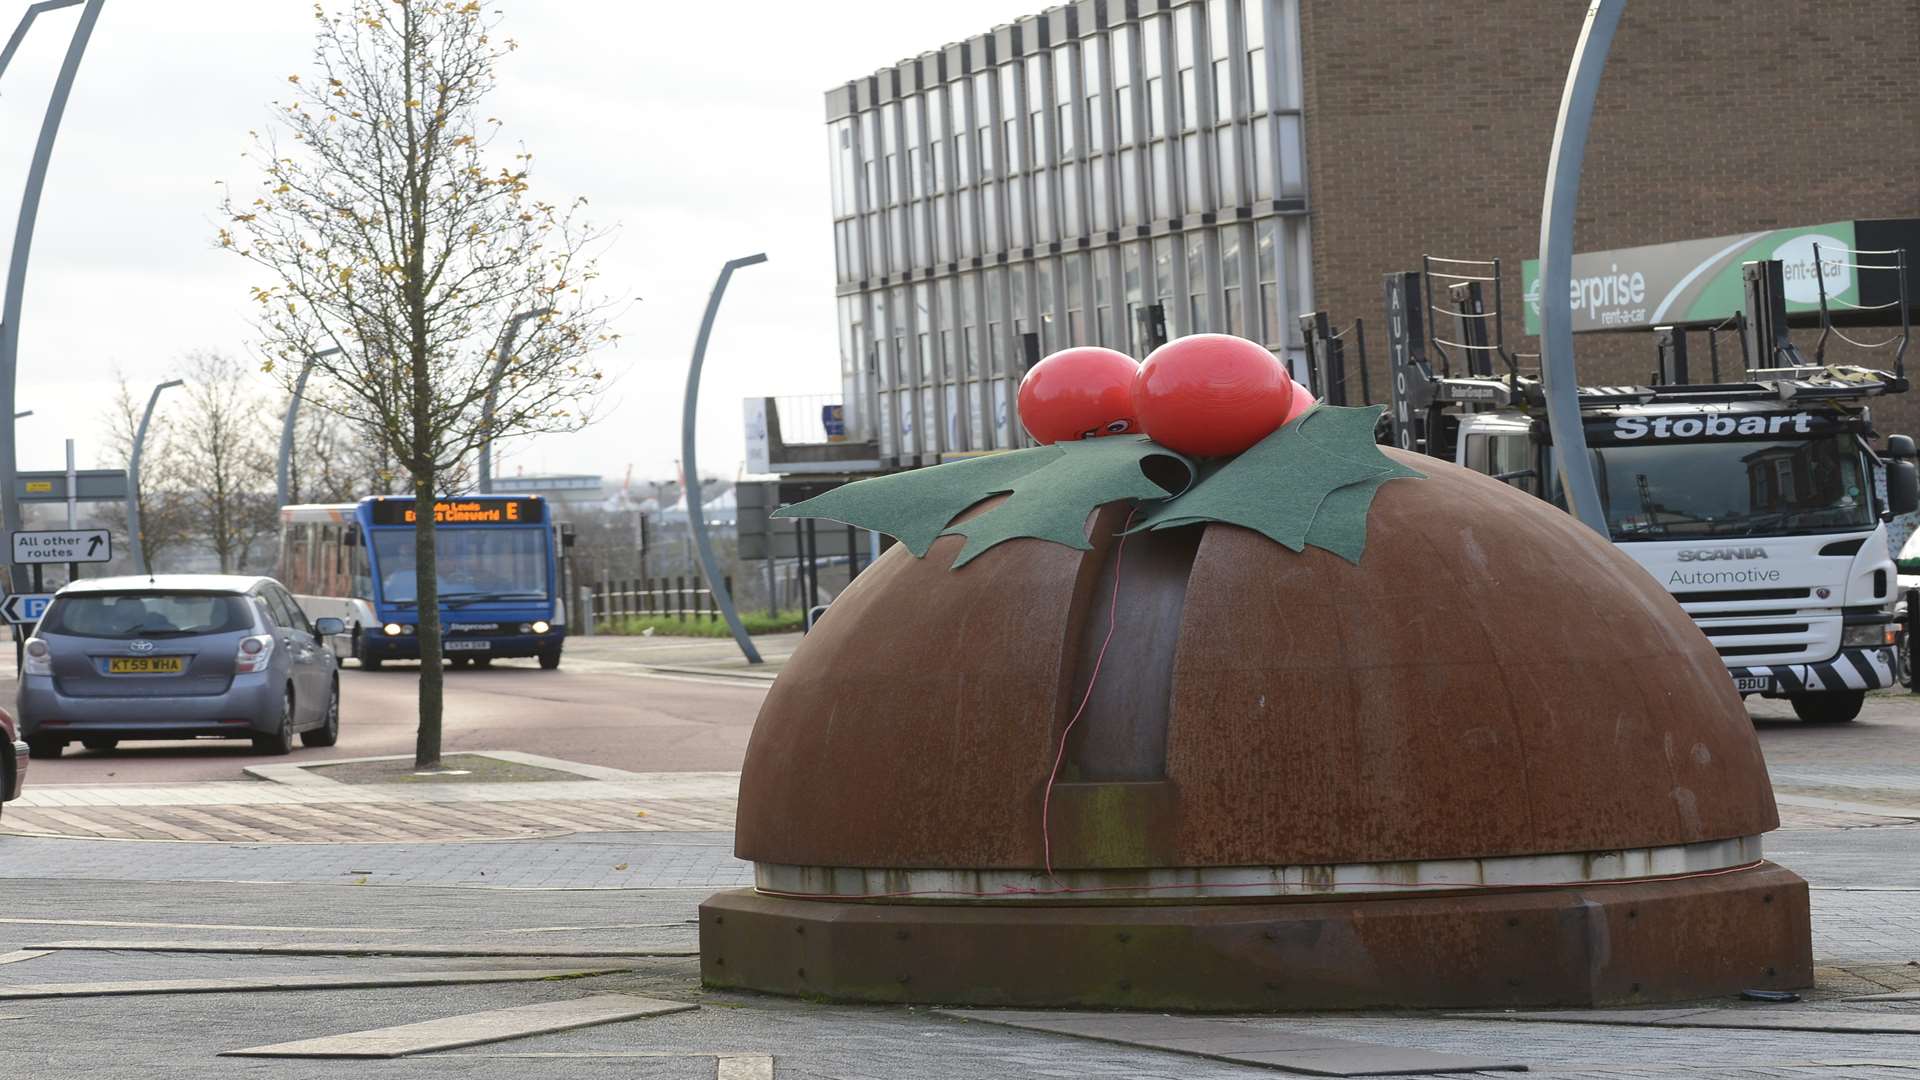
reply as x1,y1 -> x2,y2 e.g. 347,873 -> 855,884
107,656 -> 184,674
1733,675 -> 1772,693
444,640 -> 491,652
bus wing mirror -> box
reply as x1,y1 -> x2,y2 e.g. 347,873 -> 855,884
559,523 -> 576,549
342,527 -> 360,547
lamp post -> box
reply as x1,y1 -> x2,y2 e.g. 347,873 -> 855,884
0,0 -> 105,592
477,307 -> 552,494
683,254 -> 768,665
1537,0 -> 1624,537
127,378 -> 183,575
277,346 -> 341,507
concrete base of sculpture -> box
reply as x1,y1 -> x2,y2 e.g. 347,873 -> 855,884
700,862 -> 1811,1010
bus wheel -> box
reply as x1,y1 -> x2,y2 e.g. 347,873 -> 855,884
472,657 -> 492,669
1790,691 -> 1864,724
449,656 -> 470,669
360,655 -> 383,672
538,648 -> 561,671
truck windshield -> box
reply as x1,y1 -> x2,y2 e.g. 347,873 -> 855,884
1594,435 -> 1873,540
369,527 -> 549,604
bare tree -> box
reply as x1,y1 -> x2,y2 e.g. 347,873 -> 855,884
176,352 -> 278,573
283,405 -> 396,504
96,369 -> 194,572
221,0 -> 616,767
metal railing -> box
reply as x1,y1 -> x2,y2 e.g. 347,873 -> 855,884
588,575 -> 732,630
772,395 -> 850,445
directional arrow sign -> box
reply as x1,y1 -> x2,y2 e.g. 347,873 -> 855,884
12,529 -> 112,564
0,593 -> 53,625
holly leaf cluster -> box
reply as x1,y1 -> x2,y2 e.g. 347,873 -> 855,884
773,405 -> 1420,568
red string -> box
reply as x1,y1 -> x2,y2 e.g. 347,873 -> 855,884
755,859 -> 1770,903
1041,508 -> 1138,881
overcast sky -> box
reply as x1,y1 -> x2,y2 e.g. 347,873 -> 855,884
0,0 -> 1029,486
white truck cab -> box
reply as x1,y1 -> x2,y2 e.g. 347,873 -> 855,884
1456,403 -> 1910,722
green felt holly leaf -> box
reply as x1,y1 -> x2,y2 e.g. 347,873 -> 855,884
939,436 -> 1195,568
1131,404 -> 1422,564
774,437 -> 1196,568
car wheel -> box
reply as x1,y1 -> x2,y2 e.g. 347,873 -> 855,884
25,736 -> 62,759
1789,691 -> 1864,724
81,737 -> 118,752
538,648 -> 561,671
301,678 -> 340,748
253,689 -> 296,755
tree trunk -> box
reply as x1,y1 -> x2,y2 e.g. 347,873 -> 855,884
412,467 -> 442,769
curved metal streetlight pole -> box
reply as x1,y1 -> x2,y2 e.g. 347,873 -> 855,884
277,346 -> 341,507
127,378 -> 183,575
0,0 -> 104,592
1538,0 -> 1624,536
477,307 -> 552,494
684,255 -> 767,665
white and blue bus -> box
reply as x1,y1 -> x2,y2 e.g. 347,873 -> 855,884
279,495 -> 567,671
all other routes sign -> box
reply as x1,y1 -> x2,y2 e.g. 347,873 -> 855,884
12,528 -> 111,564
0,593 -> 52,624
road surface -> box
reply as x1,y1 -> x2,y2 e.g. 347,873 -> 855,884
3,634 -> 784,784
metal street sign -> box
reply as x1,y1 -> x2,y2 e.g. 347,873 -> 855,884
14,469 -> 127,502
12,528 -> 110,564
1,593 -> 52,624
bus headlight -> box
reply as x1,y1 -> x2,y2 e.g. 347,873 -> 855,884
531,620 -> 550,635
384,623 -> 404,636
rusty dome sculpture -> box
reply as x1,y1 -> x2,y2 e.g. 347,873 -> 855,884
702,405 -> 1811,1010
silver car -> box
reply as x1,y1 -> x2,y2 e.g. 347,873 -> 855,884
16,575 -> 343,757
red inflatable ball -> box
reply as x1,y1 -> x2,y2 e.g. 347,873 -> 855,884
1281,378 -> 1316,425
1017,346 -> 1141,445
1134,334 -> 1295,457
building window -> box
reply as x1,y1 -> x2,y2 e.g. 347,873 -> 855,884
1256,217 -> 1280,344
1123,243 -> 1143,354
1065,253 -> 1086,346
1037,260 -> 1058,351
1144,16 -> 1167,139
1113,27 -> 1136,145
1061,161 -> 1081,237
1208,0 -> 1233,122
1174,12 -> 1196,131
1186,231 -> 1208,334
1093,251 -> 1112,347
959,271 -> 980,379
1245,0 -> 1270,114
1220,225 -> 1243,337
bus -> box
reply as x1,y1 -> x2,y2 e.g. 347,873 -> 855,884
279,495 -> 568,671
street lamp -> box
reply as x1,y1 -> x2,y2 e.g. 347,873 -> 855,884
682,254 -> 768,665
477,307 -> 552,494
278,346 -> 342,507
0,0 -> 105,593
127,378 -> 184,575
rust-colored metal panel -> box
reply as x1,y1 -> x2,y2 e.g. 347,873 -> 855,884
738,450 -> 1777,872
1167,454 -> 1777,866
699,863 -> 1811,1009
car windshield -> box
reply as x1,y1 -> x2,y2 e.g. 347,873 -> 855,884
39,592 -> 254,639
1593,434 -> 1874,540
370,527 -> 548,604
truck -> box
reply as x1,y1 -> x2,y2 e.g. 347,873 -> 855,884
1299,251 -> 1919,722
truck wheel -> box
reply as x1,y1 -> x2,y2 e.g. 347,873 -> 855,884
1789,691 -> 1864,724
1901,631 -> 1916,692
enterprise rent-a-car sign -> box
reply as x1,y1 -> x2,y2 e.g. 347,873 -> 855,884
1521,221 -> 1860,334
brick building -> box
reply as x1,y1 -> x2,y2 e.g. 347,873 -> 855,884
769,0 -> 1920,475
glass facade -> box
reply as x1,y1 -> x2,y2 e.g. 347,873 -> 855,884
826,0 -> 1309,463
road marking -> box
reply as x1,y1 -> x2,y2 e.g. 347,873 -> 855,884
33,940 -> 696,959
487,922 -> 697,933
0,917 -> 420,933
0,951 -> 48,966
222,993 -> 694,1058
0,966 -> 636,999
717,1053 -> 776,1080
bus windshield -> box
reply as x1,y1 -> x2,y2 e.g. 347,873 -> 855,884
1594,434 -> 1874,540
370,527 -> 549,605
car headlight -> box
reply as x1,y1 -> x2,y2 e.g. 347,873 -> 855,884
1843,624 -> 1897,647
531,620 -> 550,634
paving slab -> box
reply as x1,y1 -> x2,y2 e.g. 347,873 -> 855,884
949,1010 -> 1525,1075
0,964 -> 637,999
221,991 -> 695,1057
32,939 -> 696,958
1452,1007 -> 1920,1035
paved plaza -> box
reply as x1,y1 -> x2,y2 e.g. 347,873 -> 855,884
2,675 -> 1920,1077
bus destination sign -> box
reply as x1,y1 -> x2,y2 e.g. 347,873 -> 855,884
368,498 -> 545,526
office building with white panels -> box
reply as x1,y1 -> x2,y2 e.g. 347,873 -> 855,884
824,0 -> 1308,466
